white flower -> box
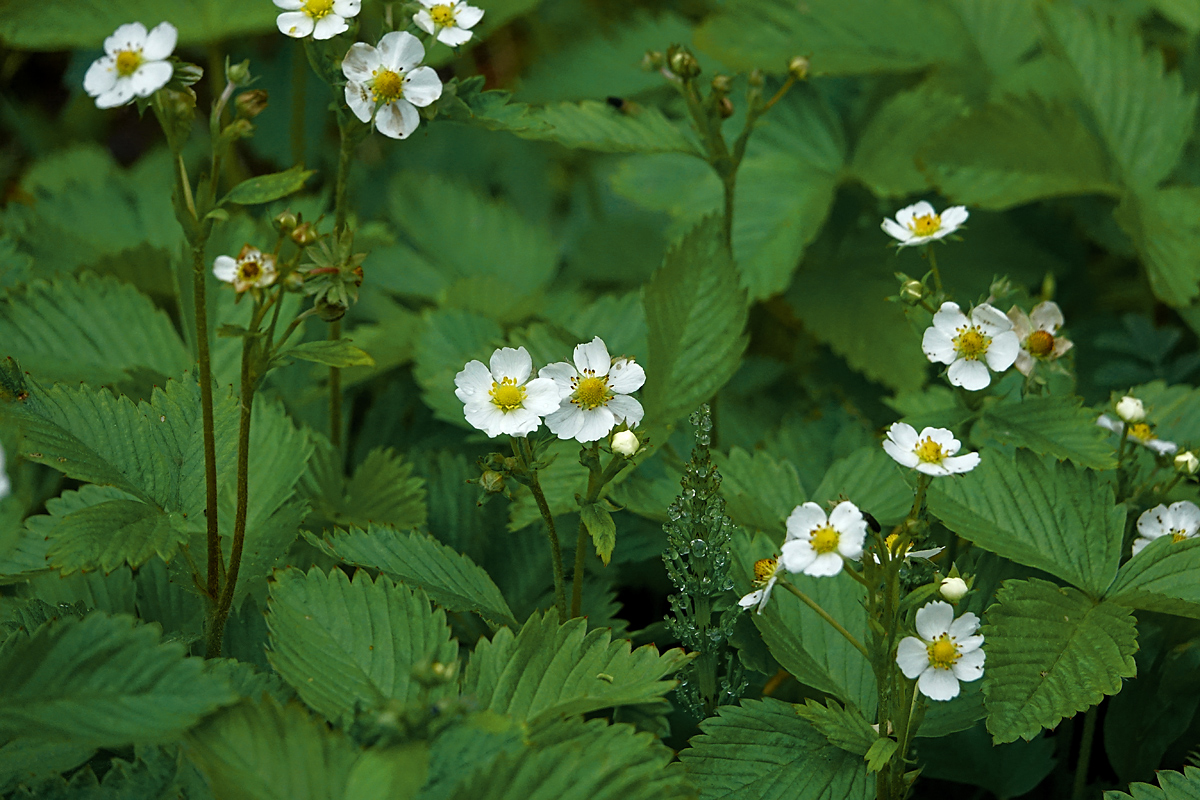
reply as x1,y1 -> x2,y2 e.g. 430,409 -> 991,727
414,0 -> 485,47
1096,415 -> 1177,456
922,301 -> 1019,391
1116,396 -> 1146,423
739,556 -> 784,614
883,422 -> 980,477
611,430 -> 639,457
1176,451 -> 1200,476
881,201 -> 968,248
83,22 -> 177,109
453,347 -> 561,438
940,577 -> 969,601
213,245 -> 277,293
780,501 -> 867,577
0,443 -> 10,501
342,32 -> 443,140
1007,302 -> 1073,376
274,0 -> 360,39
895,601 -> 985,701
1132,501 -> 1200,556
540,337 -> 645,443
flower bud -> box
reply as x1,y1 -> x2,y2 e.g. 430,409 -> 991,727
480,469 -> 506,494
291,222 -> 319,246
718,97 -> 734,119
940,576 -> 969,601
1176,450 -> 1200,476
315,297 -> 348,322
274,210 -> 298,231
787,56 -> 809,81
223,118 -> 254,141
711,74 -> 733,94
667,46 -> 701,79
226,59 -> 253,87
1116,396 -> 1146,423
899,280 -> 925,304
612,430 -> 639,457
235,89 -> 269,119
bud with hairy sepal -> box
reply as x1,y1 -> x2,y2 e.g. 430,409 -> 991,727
667,45 -> 701,79
236,89 -> 269,119
1176,450 -> 1199,476
788,56 -> 809,81
1117,396 -> 1146,423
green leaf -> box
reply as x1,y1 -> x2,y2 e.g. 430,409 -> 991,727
917,681 -> 986,738
1041,5 -> 1197,190
414,309 -> 503,427
924,94 -> 1119,209
926,450 -> 1124,595
301,443 -> 428,534
0,612 -> 236,746
279,339 -> 375,368
1115,187 -> 1200,307
680,698 -> 873,800
982,578 -> 1138,744
863,737 -> 898,773
975,395 -> 1118,470
953,0 -> 1039,75
715,448 -> 804,534
0,273 -> 190,388
920,724 -> 1056,799
266,567 -> 458,725
793,699 -> 877,757
220,167 -> 314,206
344,743 -> 429,800
581,503 -> 617,566
8,746 -> 195,800
642,219 -> 749,428
185,698 -> 362,800
694,0 -> 966,75
1132,381 -> 1200,445
1104,766 -> 1200,800
462,609 -> 691,724
3,486 -> 123,581
44,499 -> 188,574
318,525 -> 516,628
1105,536 -> 1200,619
813,446 -> 913,528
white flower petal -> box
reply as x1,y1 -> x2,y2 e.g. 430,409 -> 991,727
887,422 -> 919,451
379,30 -> 425,72
545,404 -> 584,440
896,637 -> 928,679
956,633 -> 984,654
538,362 -> 577,397
213,255 -> 239,283
780,539 -> 817,573
738,589 -> 764,609
456,3 -> 485,27
919,668 -> 961,701
274,0 -> 304,8
129,61 -> 172,97
105,22 -> 148,56
1131,537 -> 1153,556
96,80 -> 136,109
948,358 -> 991,391
932,302 -> 970,337
804,552 -> 845,577
971,303 -> 1012,336
915,461 -> 952,477
464,401 -> 506,437
342,42 -> 380,82
344,81 -> 373,123
786,503 -> 828,540
1097,415 -> 1122,435
953,648 -> 985,681
1007,306 -> 1031,338
332,0 -> 361,16
985,330 -> 1019,372
916,601 -> 954,640
499,407 -> 543,437
1030,301 -> 1063,332
1146,439 -> 1178,455
948,612 -> 981,639
142,22 -> 177,60
940,453 -> 980,474
437,26 -> 474,46
403,66 -> 443,107
312,13 -> 349,40
523,378 -> 563,416
922,428 -> 959,453
277,11 -> 315,37
573,337 -> 612,376
605,394 -> 643,426
883,439 -> 919,468
376,99 -> 420,139
573,406 -> 617,442
1137,504 -> 1169,541
489,346 -> 532,384
908,200 -> 936,219
454,360 -> 492,402
84,57 -> 118,96
881,218 -> 914,242
413,10 -> 437,35
1014,350 -> 1034,376
607,359 -> 645,393
922,327 -> 956,365
1167,501 -> 1200,536
828,501 -> 864,533
939,205 -> 969,230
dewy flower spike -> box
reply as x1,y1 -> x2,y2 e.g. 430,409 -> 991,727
1132,501 -> 1200,556
274,0 -> 361,40
1007,301 -> 1073,376
881,201 -> 968,248
454,347 -> 561,438
213,246 -> 277,293
738,556 -> 784,614
780,501 -> 867,577
84,22 -> 177,109
1096,415 -> 1177,456
896,601 -> 985,701
922,301 -> 1019,391
883,422 -> 980,476
540,337 -> 645,443
414,0 -> 485,46
343,31 -> 443,139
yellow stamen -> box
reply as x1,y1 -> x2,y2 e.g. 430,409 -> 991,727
490,378 -> 526,411
810,525 -> 840,555
1026,330 -> 1055,358
572,376 -> 611,410
1129,423 -> 1154,442
927,634 -> 960,669
115,50 -> 142,77
303,0 -> 335,18
430,3 -> 457,25
753,557 -> 778,584
1172,531 -> 1190,543
915,437 -> 945,464
953,327 -> 990,360
371,69 -> 405,103
909,213 -> 941,237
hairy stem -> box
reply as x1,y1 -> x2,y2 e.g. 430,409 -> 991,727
193,242 -> 221,602
530,470 -> 567,619
926,246 -> 943,295
571,523 -> 587,618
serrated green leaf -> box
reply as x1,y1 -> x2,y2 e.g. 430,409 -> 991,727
318,524 -> 515,627
715,448 -> 804,534
0,738 -> 95,796
920,723 -> 1056,799
953,0 -> 1039,75
266,567 -> 458,725
581,503 -> 617,565
794,699 -> 877,756
680,697 -> 872,800
1105,766 -> 1200,800
414,308 -> 503,427
301,443 -> 428,534
976,395 -> 1118,470
863,737 -> 898,773
8,745 -> 193,800
813,446 -> 913,528
1105,536 -> 1200,619
221,167 -> 314,206
44,499 -> 188,574
0,612 -> 236,746
1115,187 -> 1200,306
18,563 -> 136,617
642,219 -> 748,428
462,609 -> 691,724
1133,381 -> 1200,445
982,578 -> 1137,744
926,450 -> 1124,595
0,273 -> 190,388
279,339 -> 375,368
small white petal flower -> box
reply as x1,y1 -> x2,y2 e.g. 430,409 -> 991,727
540,337 -> 645,443
780,501 -> 867,578
611,430 -> 639,457
940,577 -> 969,601
341,31 -> 442,140
1006,302 -> 1073,377
895,601 -> 984,701
1116,396 -> 1146,423
414,0 -> 485,47
84,21 -> 177,109
739,556 -> 784,615
1176,451 -> 1200,476
274,0 -> 360,39
454,347 -> 561,438
881,201 -> 968,248
883,422 -> 980,477
1131,501 -> 1200,556
922,301 -> 1019,391
213,245 -> 277,293
1096,415 -> 1178,456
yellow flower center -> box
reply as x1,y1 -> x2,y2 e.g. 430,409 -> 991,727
914,437 -> 945,464
489,378 -> 526,411
239,260 -> 262,282
927,635 -> 960,669
572,376 -> 611,410
115,50 -> 142,77
430,4 -> 457,25
753,557 -> 778,583
1026,329 -> 1055,358
1172,530 -> 1190,543
953,327 -> 990,360
371,69 -> 405,103
810,525 -> 840,555
1129,423 -> 1154,442
909,213 -> 942,237
304,0 -> 335,18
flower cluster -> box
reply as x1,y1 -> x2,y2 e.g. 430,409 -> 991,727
274,0 -> 361,39
454,337 -> 644,443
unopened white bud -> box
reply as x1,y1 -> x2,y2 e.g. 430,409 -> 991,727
1176,450 -> 1199,476
940,577 -> 969,601
612,430 -> 639,457
1116,396 -> 1146,423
